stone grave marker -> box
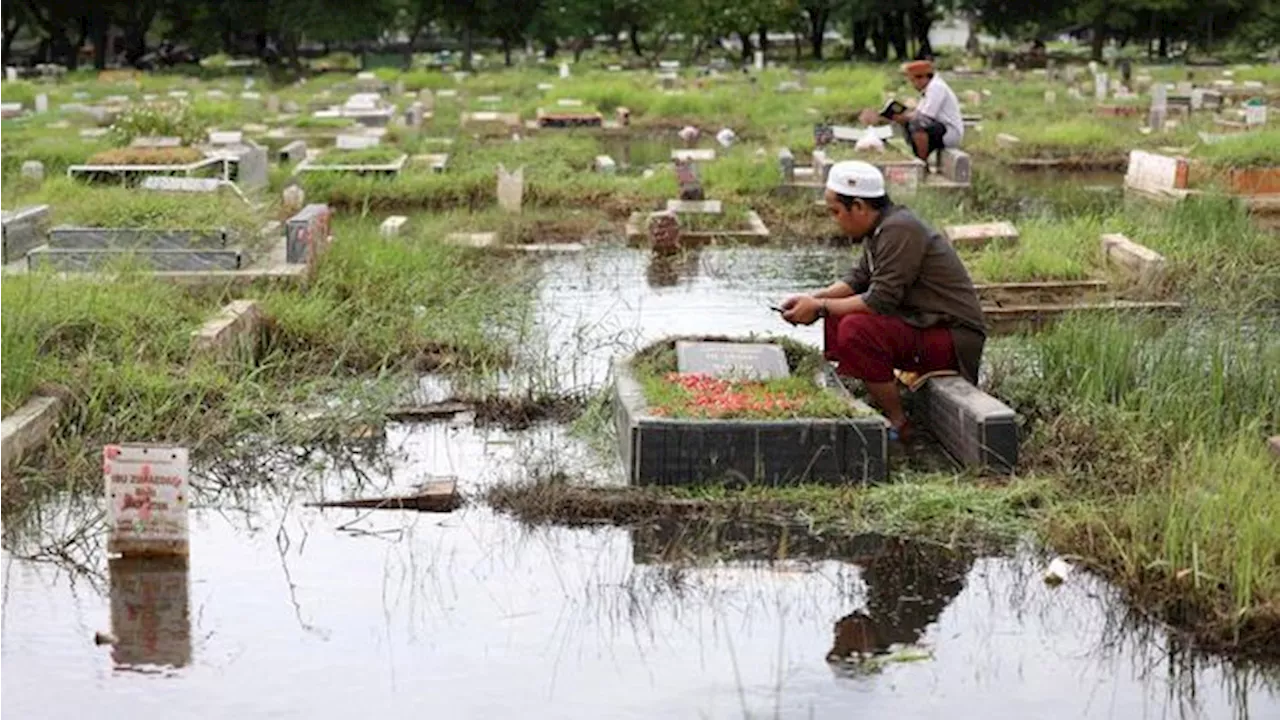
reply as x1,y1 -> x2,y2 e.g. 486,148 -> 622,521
1150,82 -> 1168,131
419,89 -> 435,110
236,144 -> 268,190
1044,90 -> 1056,104
1125,150 -> 1188,194
4,66 -> 16,81
21,161 -> 44,181
104,444 -> 190,556
674,159 -> 704,201
405,102 -> 425,129
279,140 -> 307,164
1245,103 -> 1268,128
285,203 -> 332,267
283,100 -> 300,114
940,149 -> 971,184
34,94 -> 48,113
282,185 -> 305,213
754,50 -> 764,71
646,211 -> 681,253
267,94 -> 280,114
594,155 -> 617,174
813,123 -> 834,147
1095,72 -> 1109,101
336,134 -> 379,150
497,164 -> 524,213
1,205 -> 51,264
140,176 -> 222,193
79,127 -> 109,139
675,341 -> 789,380
208,130 -> 243,145
559,63 -> 570,79
778,148 -> 795,182
380,216 -> 408,237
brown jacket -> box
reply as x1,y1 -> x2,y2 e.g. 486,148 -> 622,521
841,205 -> 987,383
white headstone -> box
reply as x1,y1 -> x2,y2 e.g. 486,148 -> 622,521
267,94 -> 280,114
104,445 -> 190,556
20,160 -> 44,181
208,130 -> 243,145
380,216 -> 408,237
1191,89 -> 1206,111
4,66 -> 16,81
336,134 -> 379,149
1151,83 -> 1168,111
1095,73 -> 1109,101
754,50 -> 764,71
594,155 -> 616,174
1125,150 -> 1185,193
236,144 -> 268,190
34,94 -> 48,113
559,63 -> 570,79
1044,90 -> 1056,105
1245,104 -> 1268,127
282,185 -> 306,213
715,128 -> 737,148
497,164 -> 524,213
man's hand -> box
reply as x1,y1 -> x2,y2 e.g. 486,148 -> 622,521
781,295 -> 823,326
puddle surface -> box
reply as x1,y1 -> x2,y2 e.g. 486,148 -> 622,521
4,421 -> 1278,719
5,244 -> 1279,718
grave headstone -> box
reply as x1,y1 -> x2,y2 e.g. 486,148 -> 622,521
1044,90 -> 1056,104
674,159 -> 704,201
1191,88 -> 1206,111
19,161 -> 43,182
1,205 -> 50,264
0,101 -> 22,118
34,94 -> 48,113
813,123 -> 834,147
754,50 -> 764,71
104,444 -> 190,556
778,148 -> 795,182
1125,150 -> 1189,193
4,66 -> 16,81
559,63 -> 570,79
208,130 -> 243,145
497,164 -> 524,213
283,100 -> 300,114
646,211 -> 681,254
282,185 -> 305,214
380,216 -> 408,237
594,155 -> 617,174
940,148 -> 971,184
405,102 -> 425,129
675,341 -> 789,380
1244,102 -> 1268,128
1095,72 -> 1109,101
285,204 -> 332,267
336,134 -> 380,150
236,144 -> 268,190
616,107 -> 631,126
267,94 -> 280,114
678,125 -> 700,144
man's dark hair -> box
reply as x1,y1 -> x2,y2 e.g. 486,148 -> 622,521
835,193 -> 892,212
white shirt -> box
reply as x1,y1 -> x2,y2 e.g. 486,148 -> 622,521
916,74 -> 964,148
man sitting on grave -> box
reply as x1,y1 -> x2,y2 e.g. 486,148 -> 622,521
779,161 -> 987,441
861,59 -> 963,163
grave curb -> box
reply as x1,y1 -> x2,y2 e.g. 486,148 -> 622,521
1,395 -> 63,478
613,358 -> 889,487
190,299 -> 263,362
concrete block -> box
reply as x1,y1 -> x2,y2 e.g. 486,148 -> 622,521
446,232 -> 498,248
940,148 -> 971,184
614,360 -> 888,485
140,177 -> 223,193
380,216 -> 408,237
944,222 -> 1018,249
778,148 -> 795,183
918,376 -> 1018,473
191,300 -> 262,362
497,164 -> 523,213
1102,233 -> 1167,286
28,246 -> 246,272
234,143 -> 268,190
48,227 -> 227,250
594,155 -> 617,174
1,395 -> 63,476
2,205 -> 50,264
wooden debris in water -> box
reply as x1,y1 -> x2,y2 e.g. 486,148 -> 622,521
307,479 -> 461,513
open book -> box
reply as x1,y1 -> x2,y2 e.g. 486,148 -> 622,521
879,99 -> 908,120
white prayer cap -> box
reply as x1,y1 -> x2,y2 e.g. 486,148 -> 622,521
825,160 -> 886,198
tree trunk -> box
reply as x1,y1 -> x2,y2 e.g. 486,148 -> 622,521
1090,14 -> 1106,62
629,24 -> 643,56
3,17 -> 25,67
738,31 -> 753,62
461,18 -> 474,70
502,37 -> 512,66
851,20 -> 869,59
544,40 -> 558,59
910,1 -> 933,59
757,26 -> 768,55
1157,34 -> 1168,58
889,12 -> 909,60
807,10 -> 828,60
871,19 -> 889,61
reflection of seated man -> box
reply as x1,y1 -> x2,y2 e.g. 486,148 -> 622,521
862,60 -> 964,163
826,538 -> 972,661
780,161 -> 987,441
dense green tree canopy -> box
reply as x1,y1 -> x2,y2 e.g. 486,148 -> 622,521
4,0 -> 1277,69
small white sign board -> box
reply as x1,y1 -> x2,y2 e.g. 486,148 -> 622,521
1125,150 -> 1183,193
1095,73 -> 1109,101
105,445 -> 190,556
672,148 -> 716,162
1151,83 -> 1167,110
1245,105 -> 1268,127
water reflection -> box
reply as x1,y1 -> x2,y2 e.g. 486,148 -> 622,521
108,556 -> 191,671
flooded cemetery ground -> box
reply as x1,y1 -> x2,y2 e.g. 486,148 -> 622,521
5,240 -> 1280,718
3,63 -> 1280,718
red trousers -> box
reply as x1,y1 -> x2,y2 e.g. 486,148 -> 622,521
823,313 -> 955,384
